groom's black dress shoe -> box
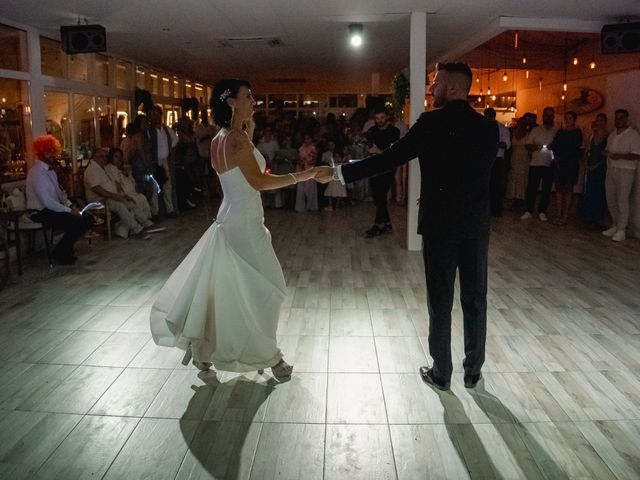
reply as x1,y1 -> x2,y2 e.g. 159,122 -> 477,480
419,366 -> 450,391
464,373 -> 482,389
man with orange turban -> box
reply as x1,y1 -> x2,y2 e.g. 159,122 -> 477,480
26,135 -> 94,264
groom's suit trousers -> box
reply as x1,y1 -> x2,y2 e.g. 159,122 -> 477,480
422,232 -> 489,382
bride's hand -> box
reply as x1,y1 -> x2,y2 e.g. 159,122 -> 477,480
294,168 -> 316,182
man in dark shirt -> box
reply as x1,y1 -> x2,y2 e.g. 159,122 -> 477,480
317,62 -> 498,390
364,108 -> 400,237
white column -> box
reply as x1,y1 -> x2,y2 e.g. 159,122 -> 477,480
407,11 -> 426,251
26,27 -> 45,138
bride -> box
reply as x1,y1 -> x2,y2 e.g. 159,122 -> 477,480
150,79 -> 316,378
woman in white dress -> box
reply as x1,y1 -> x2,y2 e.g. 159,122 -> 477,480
150,79 -> 316,377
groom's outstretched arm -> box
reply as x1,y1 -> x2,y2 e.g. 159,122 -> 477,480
341,113 -> 428,184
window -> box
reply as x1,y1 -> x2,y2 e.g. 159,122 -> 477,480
268,94 -> 297,109
0,79 -> 30,182
0,24 -> 28,71
96,54 -> 110,86
329,95 -> 358,108
41,37 -> 67,77
72,94 -> 95,164
43,90 -> 72,162
116,61 -> 132,90
136,66 -> 146,89
116,99 -> 130,143
173,77 -> 182,98
96,97 -> 114,148
162,77 -> 170,97
68,54 -> 88,82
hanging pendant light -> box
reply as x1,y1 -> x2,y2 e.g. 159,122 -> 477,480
572,57 -> 578,66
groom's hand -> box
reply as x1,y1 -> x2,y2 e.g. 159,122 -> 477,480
315,166 -> 335,184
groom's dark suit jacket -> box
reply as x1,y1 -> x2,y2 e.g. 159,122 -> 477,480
341,100 -> 498,239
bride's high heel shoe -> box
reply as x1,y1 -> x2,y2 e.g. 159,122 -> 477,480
258,359 -> 293,377
271,359 -> 293,378
183,343 -> 214,372
193,360 -> 213,372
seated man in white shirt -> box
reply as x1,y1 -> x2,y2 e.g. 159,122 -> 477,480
26,135 -> 94,265
84,148 -> 149,239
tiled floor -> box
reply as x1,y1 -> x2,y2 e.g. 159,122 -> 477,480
0,200 -> 639,479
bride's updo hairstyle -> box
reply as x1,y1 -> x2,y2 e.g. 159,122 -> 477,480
210,79 -> 251,128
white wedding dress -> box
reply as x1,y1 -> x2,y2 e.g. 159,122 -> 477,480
150,135 -> 286,372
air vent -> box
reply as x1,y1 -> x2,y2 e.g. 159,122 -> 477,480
217,36 -> 284,48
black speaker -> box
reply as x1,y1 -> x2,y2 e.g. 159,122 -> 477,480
60,25 -> 106,54
601,22 -> 640,54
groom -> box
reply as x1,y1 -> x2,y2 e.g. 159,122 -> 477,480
317,62 -> 498,390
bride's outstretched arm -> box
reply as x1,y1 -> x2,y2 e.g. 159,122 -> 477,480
229,130 -> 316,191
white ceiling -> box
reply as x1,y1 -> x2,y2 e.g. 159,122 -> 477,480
2,0 -> 639,86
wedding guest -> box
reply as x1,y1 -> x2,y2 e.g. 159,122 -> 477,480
194,109 -> 218,196
149,105 -> 179,218
550,111 -> 582,225
121,114 -> 158,217
295,134 -> 318,212
26,135 -> 94,265
521,107 -> 557,222
602,109 -> 640,242
84,148 -> 149,239
484,107 -> 511,217
506,118 -> 530,206
105,147 -> 154,228
583,113 -> 609,227
324,150 -> 347,210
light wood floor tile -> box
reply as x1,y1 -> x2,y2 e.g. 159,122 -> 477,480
370,308 -> 417,336
116,305 -> 153,333
375,336 -> 428,373
38,304 -> 105,331
0,363 -> 76,410
129,338 -> 183,369
329,309 -> 373,336
145,370 -> 214,420
276,335 -> 329,372
89,367 -> 170,417
26,365 -> 122,414
175,421 -> 260,480
327,373 -> 387,424
0,411 -> 82,479
325,424 -> 396,480
77,305 -> 138,332
35,330 -> 111,365
250,423 -> 324,480
33,415 -> 140,480
202,374 -> 274,422
104,418 -> 198,480
390,424 -> 471,480
328,336 -> 378,373
263,373 -> 327,423
381,374 -> 445,424
279,307 -> 330,335
81,332 -> 149,367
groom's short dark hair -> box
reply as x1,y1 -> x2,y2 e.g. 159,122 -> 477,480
436,62 -> 472,91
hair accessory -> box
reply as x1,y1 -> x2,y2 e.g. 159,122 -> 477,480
219,89 -> 231,102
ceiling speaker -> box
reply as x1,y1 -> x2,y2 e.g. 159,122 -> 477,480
60,25 -> 107,54
601,22 -> 640,54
